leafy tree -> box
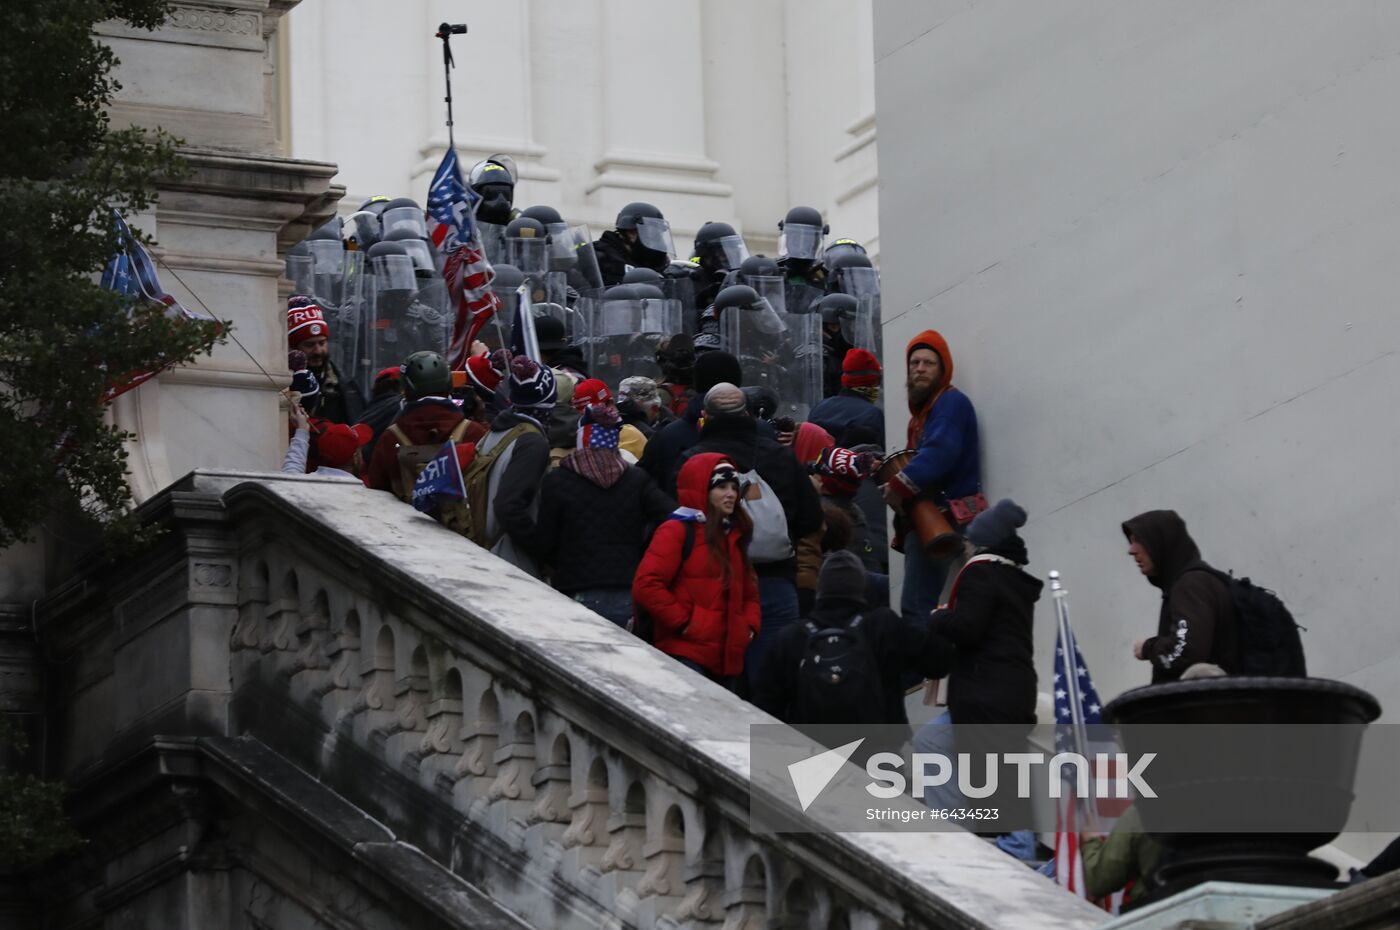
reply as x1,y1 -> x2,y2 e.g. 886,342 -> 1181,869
0,0 -> 225,550
0,717 -> 84,866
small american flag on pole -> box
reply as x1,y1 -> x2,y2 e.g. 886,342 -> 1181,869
1049,595 -> 1130,915
98,210 -> 217,402
427,149 -> 501,369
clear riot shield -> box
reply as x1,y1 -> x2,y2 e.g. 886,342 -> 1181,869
506,236 -> 550,276
743,274 -> 788,317
364,252 -> 426,378
309,239 -> 348,306
477,221 -> 510,267
724,300 -> 822,421
285,252 -> 314,298
580,295 -> 682,389
784,279 -> 825,316
847,296 -> 881,354
545,223 -> 605,295
520,270 -> 569,333
835,265 -> 881,299
334,249 -> 370,395
661,272 -> 698,334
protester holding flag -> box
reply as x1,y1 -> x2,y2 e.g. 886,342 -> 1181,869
426,148 -> 503,370
531,404 -> 676,626
365,351 -> 484,496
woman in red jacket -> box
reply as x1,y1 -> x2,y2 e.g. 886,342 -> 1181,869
633,452 -> 761,686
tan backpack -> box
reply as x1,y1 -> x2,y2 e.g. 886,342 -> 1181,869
387,419 -> 474,536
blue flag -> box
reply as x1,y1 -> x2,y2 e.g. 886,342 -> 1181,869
411,441 -> 467,513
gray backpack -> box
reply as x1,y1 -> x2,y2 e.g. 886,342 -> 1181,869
738,468 -> 794,563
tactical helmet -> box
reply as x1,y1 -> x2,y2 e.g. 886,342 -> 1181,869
816,293 -> 859,326
695,221 -> 740,249
778,205 -> 827,232
358,195 -> 392,217
693,222 -> 750,273
520,205 -> 565,226
490,263 -> 525,291
738,254 -> 781,279
826,251 -> 874,273
713,284 -> 761,314
777,206 -> 828,262
621,267 -> 665,285
400,350 -> 452,399
468,158 -> 517,190
822,237 -> 868,265
504,216 -> 549,241
615,202 -> 665,230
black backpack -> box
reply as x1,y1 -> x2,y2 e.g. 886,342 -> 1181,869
629,522 -> 697,644
1192,565 -> 1307,677
794,615 -> 886,724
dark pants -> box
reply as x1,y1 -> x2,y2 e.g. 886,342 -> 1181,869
745,575 -> 800,693
573,587 -> 633,628
675,656 -> 739,692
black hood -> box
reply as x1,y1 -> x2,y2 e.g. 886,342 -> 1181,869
1122,509 -> 1201,591
696,412 -> 757,471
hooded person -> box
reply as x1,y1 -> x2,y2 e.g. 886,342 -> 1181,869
633,453 -> 761,686
674,383 -> 824,695
287,297 -> 365,425
475,355 -> 557,575
365,351 -> 487,497
1122,509 -> 1238,683
532,404 -> 676,626
807,347 -> 886,448
790,422 -> 836,615
881,330 -> 984,623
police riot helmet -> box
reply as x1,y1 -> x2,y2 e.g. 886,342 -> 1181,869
400,350 -> 452,399
742,385 -> 780,421
491,263 -> 525,291
358,195 -> 392,217
738,254 -> 781,279
631,283 -> 666,300
379,197 -> 427,240
693,222 -> 750,274
469,157 -> 517,190
616,202 -> 674,258
311,216 -> 341,241
616,202 -> 664,230
823,237 -> 868,265
713,284 -> 760,314
470,157 -> 517,226
342,211 -> 382,250
777,206 -> 828,262
622,267 -> 665,285
816,293 -> 859,326
521,205 -> 565,226
505,216 -> 549,242
826,251 -> 874,273
383,227 -> 435,275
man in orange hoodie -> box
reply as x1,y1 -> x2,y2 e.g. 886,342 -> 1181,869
881,330 -> 985,621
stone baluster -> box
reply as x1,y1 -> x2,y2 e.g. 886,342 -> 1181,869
383,646 -> 430,766
637,801 -> 687,909
721,851 -> 769,930
561,754 -> 610,871
345,625 -> 396,745
230,560 -> 270,662
487,708 -> 538,840
260,571 -> 301,660
453,684 -> 500,814
421,670 -> 465,797
286,588 -> 331,698
601,778 -> 647,889
527,730 -> 573,842
311,607 -> 362,734
675,814 -> 726,926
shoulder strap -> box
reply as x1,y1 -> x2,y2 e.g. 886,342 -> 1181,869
945,553 -> 1021,608
803,620 -> 820,637
681,521 -> 697,562
447,419 -> 471,444
387,423 -> 411,447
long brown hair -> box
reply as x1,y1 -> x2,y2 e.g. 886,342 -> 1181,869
704,490 -> 754,586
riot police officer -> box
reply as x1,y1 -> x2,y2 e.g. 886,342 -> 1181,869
688,221 -> 751,319
777,206 -> 829,314
593,202 -> 675,286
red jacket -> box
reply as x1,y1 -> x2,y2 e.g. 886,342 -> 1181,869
632,452 -> 760,678
365,398 -> 486,492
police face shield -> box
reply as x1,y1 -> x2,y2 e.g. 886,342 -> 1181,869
742,275 -> 787,317
749,297 -> 788,336
380,206 -> 428,240
371,254 -> 418,298
548,224 -> 605,294
506,236 -> 549,275
778,223 -> 824,262
342,211 -> 382,250
703,235 -> 750,273
635,216 -> 675,258
285,253 -> 314,297
836,266 -> 881,298
399,239 -> 437,276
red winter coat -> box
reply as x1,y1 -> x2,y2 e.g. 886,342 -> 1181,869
632,452 -> 761,678
365,398 -> 486,492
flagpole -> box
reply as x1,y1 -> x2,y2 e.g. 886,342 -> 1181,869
435,23 -> 468,153
1048,569 -> 1102,834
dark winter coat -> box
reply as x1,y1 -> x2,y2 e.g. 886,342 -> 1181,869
355,391 -> 404,456
638,393 -> 706,492
532,461 -> 675,594
633,453 -> 761,677
1123,510 -> 1237,683
365,398 -> 486,493
674,412 -> 824,580
808,390 -> 886,449
753,599 -> 943,725
311,358 -> 366,426
925,540 -> 1041,725
482,409 -> 551,554
594,229 -> 669,286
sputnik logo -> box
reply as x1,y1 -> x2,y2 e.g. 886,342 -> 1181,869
787,738 -> 865,812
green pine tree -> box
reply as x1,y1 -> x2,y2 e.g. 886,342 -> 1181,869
0,0 -> 227,550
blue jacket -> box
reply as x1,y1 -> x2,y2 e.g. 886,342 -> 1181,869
807,390 -> 885,449
902,387 -> 980,504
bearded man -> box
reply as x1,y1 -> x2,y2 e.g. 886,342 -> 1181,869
880,330 -> 985,621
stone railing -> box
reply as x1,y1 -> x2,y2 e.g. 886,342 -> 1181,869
44,471 -> 1104,930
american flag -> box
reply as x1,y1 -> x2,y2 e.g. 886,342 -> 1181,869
99,210 -> 217,402
426,148 -> 500,368
1051,620 -> 1130,914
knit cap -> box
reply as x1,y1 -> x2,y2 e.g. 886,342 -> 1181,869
703,382 -> 747,416
841,348 -> 882,388
508,355 -> 557,410
693,351 -> 742,394
314,422 -> 372,468
817,550 -> 868,605
965,498 -> 1027,549
287,301 -> 330,348
465,353 -> 504,393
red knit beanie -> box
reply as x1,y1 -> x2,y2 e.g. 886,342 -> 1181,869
465,353 -> 504,393
287,302 -> 331,348
841,348 -> 881,388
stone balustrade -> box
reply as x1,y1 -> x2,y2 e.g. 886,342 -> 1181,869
40,471 -> 1104,930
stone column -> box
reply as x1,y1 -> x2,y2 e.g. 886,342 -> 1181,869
97,1 -> 341,497
589,0 -> 733,241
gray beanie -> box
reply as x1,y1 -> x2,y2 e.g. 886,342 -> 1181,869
965,498 -> 1028,549
817,550 -> 867,605
704,382 -> 748,416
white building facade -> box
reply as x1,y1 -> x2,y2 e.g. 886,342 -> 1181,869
285,0 -> 881,259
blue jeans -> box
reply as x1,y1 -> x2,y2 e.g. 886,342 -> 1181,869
901,538 -> 952,623
744,575 -> 800,692
573,588 -> 633,628
675,656 -> 739,692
